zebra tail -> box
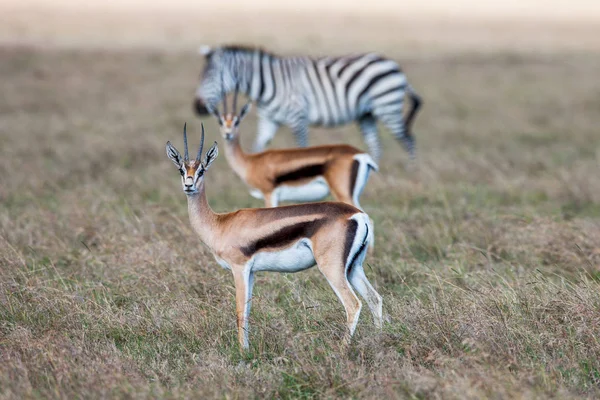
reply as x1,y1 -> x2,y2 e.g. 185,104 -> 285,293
405,83 -> 422,134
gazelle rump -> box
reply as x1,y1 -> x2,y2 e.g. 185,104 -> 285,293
166,123 -> 383,350
208,90 -> 379,210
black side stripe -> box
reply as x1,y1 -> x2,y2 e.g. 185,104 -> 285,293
240,218 -> 326,257
274,164 -> 325,184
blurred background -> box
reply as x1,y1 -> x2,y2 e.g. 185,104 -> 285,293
1,1 -> 600,398
2,0 -> 600,52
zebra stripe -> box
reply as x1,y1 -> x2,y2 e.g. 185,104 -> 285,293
195,45 -> 422,163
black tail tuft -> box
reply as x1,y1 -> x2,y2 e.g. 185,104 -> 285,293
405,85 -> 422,135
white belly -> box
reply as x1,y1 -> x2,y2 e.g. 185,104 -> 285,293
250,239 -> 316,273
274,177 -> 330,204
249,188 -> 264,199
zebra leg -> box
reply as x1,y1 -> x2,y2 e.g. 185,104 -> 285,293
253,115 -> 279,153
376,110 -> 416,164
290,119 -> 310,148
358,114 -> 382,163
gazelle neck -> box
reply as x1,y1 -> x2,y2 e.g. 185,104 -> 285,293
186,180 -> 219,249
223,136 -> 250,181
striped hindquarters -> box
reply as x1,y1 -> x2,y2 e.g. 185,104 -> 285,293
301,54 -> 407,126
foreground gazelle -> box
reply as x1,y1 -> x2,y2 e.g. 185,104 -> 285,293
208,90 -> 379,210
166,123 -> 383,349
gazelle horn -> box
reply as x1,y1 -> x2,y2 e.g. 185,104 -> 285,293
233,84 -> 238,114
196,122 -> 205,162
183,122 -> 189,162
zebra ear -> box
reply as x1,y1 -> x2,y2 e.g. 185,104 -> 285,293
203,141 -> 219,170
198,45 -> 212,57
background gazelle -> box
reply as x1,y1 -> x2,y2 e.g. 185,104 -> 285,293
166,122 -> 383,350
207,89 -> 379,211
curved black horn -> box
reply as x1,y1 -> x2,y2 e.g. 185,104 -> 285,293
221,70 -> 227,116
233,84 -> 238,114
183,122 -> 189,161
196,122 -> 205,161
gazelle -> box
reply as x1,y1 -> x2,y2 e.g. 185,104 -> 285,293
207,90 -> 379,210
166,123 -> 383,350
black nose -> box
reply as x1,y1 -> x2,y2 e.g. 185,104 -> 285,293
194,99 -> 209,116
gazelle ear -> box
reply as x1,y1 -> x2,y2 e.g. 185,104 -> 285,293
239,103 -> 252,121
165,141 -> 183,168
203,141 -> 219,170
206,105 -> 223,126
198,45 -> 212,56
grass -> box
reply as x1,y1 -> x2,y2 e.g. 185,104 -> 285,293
1,41 -> 600,398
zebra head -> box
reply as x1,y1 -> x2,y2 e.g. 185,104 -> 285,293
194,45 -> 237,116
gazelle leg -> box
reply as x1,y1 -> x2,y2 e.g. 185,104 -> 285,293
315,254 -> 362,339
232,267 -> 255,350
347,263 -> 383,329
328,183 -> 354,208
263,191 -> 278,208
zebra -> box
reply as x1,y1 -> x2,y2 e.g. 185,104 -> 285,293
193,44 -> 422,164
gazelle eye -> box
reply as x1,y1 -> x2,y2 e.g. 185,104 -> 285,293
179,169 -> 185,176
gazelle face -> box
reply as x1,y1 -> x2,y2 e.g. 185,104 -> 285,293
211,103 -> 251,142
179,160 -> 205,195
166,123 -> 219,196
220,114 -> 240,141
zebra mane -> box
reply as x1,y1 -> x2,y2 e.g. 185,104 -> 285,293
221,44 -> 272,56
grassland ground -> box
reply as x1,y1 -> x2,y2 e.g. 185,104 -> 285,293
1,6 -> 600,399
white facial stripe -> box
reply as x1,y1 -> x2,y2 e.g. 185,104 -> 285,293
194,167 -> 204,181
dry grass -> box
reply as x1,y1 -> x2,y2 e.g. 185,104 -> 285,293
1,12 -> 600,398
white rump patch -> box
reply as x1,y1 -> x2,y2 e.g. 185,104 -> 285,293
250,239 -> 316,273
351,154 -> 378,211
346,213 -> 372,269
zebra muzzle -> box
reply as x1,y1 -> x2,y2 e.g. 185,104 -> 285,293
193,99 -> 210,116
